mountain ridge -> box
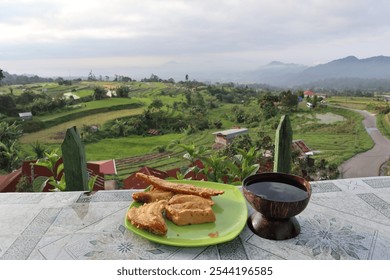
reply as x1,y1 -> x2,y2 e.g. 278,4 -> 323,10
243,55 -> 390,88
3,55 -> 390,90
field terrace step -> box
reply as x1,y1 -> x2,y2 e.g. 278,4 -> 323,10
115,152 -> 173,171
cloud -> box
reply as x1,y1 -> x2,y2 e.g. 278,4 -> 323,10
1,0 -> 390,76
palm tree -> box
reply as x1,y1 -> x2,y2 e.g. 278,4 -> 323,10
112,119 -> 128,137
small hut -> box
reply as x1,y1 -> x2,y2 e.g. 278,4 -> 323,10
212,128 -> 248,146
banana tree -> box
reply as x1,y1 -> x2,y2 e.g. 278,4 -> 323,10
0,140 -> 21,172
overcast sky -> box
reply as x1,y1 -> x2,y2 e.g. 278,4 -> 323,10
1,0 -> 390,78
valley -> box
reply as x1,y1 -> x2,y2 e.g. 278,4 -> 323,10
2,78 -> 388,184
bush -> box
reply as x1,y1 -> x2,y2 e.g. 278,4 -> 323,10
16,175 -> 33,192
20,118 -> 45,133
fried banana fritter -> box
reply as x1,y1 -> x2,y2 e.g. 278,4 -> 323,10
135,173 -> 224,198
127,200 -> 168,235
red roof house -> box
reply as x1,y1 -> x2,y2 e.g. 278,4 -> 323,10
123,166 -> 170,189
0,169 -> 22,192
304,90 -> 315,97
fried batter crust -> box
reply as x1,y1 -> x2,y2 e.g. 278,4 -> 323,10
127,200 -> 168,235
132,189 -> 174,203
136,173 -> 224,198
168,194 -> 214,206
165,204 -> 216,226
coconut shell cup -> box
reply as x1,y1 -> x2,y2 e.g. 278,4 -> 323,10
242,172 -> 311,240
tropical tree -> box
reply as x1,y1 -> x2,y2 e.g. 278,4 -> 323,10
148,98 -> 164,111
0,140 -> 21,172
0,94 -> 16,116
0,121 -> 23,172
112,119 -> 129,137
87,70 -> 97,81
30,141 -> 48,159
116,85 -> 130,97
0,121 -> 23,144
280,90 -> 298,110
93,86 -> 107,100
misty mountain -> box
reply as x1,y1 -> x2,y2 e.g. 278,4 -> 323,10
237,55 -> 390,90
1,71 -> 53,84
295,55 -> 390,84
4,55 -> 390,91
235,61 -> 308,86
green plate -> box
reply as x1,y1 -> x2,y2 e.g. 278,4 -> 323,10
124,180 -> 248,247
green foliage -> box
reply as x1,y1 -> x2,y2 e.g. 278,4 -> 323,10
0,121 -> 23,172
116,85 -> 130,98
15,175 -> 33,192
93,86 -> 107,100
32,176 -> 50,192
33,150 -> 63,176
112,119 -> 129,137
12,81 -> 382,181
178,143 -> 210,165
177,143 -> 261,184
279,90 -> 298,111
88,175 -> 98,192
30,141 -> 48,159
31,148 -> 97,192
201,154 -> 229,183
31,149 -> 64,192
148,98 -> 164,111
0,94 -> 17,116
20,118 -> 45,133
227,147 -> 261,182
151,145 -> 167,153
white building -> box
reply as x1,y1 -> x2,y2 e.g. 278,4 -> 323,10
212,128 -> 249,146
18,112 -> 33,121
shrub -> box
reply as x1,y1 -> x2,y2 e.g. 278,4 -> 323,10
16,175 -> 33,192
21,118 -> 45,133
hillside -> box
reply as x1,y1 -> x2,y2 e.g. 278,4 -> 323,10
246,55 -> 390,89
3,55 -> 390,91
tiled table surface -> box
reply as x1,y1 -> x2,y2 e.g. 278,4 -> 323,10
0,177 -> 389,260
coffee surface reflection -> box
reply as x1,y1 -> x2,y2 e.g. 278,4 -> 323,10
245,181 -> 309,202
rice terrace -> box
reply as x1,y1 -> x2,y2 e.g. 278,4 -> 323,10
2,75 -> 390,187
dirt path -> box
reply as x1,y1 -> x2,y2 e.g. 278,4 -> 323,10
339,110 -> 390,178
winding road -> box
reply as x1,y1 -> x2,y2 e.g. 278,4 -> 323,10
339,109 -> 390,178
